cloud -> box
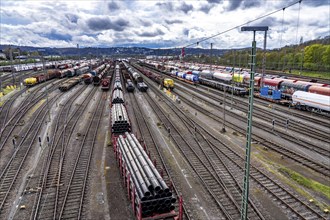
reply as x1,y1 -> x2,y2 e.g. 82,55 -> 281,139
199,4 -> 214,14
179,2 -> 193,14
226,0 -> 261,11
226,0 -> 242,11
165,19 -> 183,25
139,19 -> 152,27
242,0 -> 261,9
253,17 -> 278,26
65,13 -> 79,24
137,29 -> 165,37
42,29 -> 72,41
86,17 -> 129,31
156,2 -> 173,11
207,0 -> 222,3
0,0 -> 328,49
302,0 -> 329,7
108,1 -> 120,11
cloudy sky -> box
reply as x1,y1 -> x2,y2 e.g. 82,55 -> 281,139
0,0 -> 329,49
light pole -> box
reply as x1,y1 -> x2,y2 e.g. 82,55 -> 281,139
13,51 -> 22,91
9,45 -> 16,86
261,30 -> 267,88
210,43 -> 213,70
240,26 -> 268,220
222,87 -> 226,132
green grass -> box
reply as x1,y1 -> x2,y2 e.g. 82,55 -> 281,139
288,70 -> 330,80
279,167 -> 330,200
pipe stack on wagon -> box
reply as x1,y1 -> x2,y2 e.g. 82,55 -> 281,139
112,89 -> 124,104
114,81 -> 122,90
116,133 -> 176,218
111,103 -> 130,133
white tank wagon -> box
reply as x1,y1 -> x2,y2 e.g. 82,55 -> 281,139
292,91 -> 330,112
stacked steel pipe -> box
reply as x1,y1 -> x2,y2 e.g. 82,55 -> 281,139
117,133 -> 176,217
114,81 -> 122,90
111,104 -> 131,133
112,89 -> 124,104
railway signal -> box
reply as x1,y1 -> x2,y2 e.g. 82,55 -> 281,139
38,136 -> 42,148
12,138 -> 16,149
285,119 -> 290,131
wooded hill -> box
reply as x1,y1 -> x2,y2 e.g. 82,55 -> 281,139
185,36 -> 330,72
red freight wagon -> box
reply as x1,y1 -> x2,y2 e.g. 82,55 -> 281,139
262,78 -> 284,90
308,86 -> 330,96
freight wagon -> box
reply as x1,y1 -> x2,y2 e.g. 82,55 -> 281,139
58,76 -> 82,92
23,70 -> 58,87
101,76 -> 111,91
292,91 -> 330,112
126,80 -> 135,92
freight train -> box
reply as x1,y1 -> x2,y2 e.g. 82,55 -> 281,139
144,61 -> 329,96
23,70 -> 58,87
143,61 -> 330,112
123,61 -> 148,92
140,62 -> 247,95
131,64 -> 174,91
93,64 -> 110,86
109,64 -> 180,218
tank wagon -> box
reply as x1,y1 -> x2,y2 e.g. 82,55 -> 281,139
145,60 -> 330,109
90,64 -> 106,76
93,64 -> 110,86
292,91 -> 330,112
23,70 -> 58,87
75,66 -> 90,76
82,73 -> 94,84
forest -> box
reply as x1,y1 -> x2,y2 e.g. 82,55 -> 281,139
185,37 -> 330,73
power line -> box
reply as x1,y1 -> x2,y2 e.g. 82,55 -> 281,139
183,0 -> 302,49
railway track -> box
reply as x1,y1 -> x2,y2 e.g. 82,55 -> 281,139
0,87 -> 27,129
58,90 -> 106,219
138,65 -> 329,171
176,84 -> 330,156
143,80 -> 265,219
30,86 -> 97,219
144,77 -> 327,220
0,70 -> 37,89
0,91 -> 63,218
174,87 -> 330,177
140,64 -> 330,127
182,82 -> 329,144
128,92 -> 190,220
168,98 -> 327,220
0,79 -> 66,150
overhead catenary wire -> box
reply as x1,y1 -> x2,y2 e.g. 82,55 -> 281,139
295,1 -> 302,45
182,0 -> 303,49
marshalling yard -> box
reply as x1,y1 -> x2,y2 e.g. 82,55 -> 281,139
0,58 -> 329,220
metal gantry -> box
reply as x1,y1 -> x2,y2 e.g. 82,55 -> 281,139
240,26 -> 268,220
